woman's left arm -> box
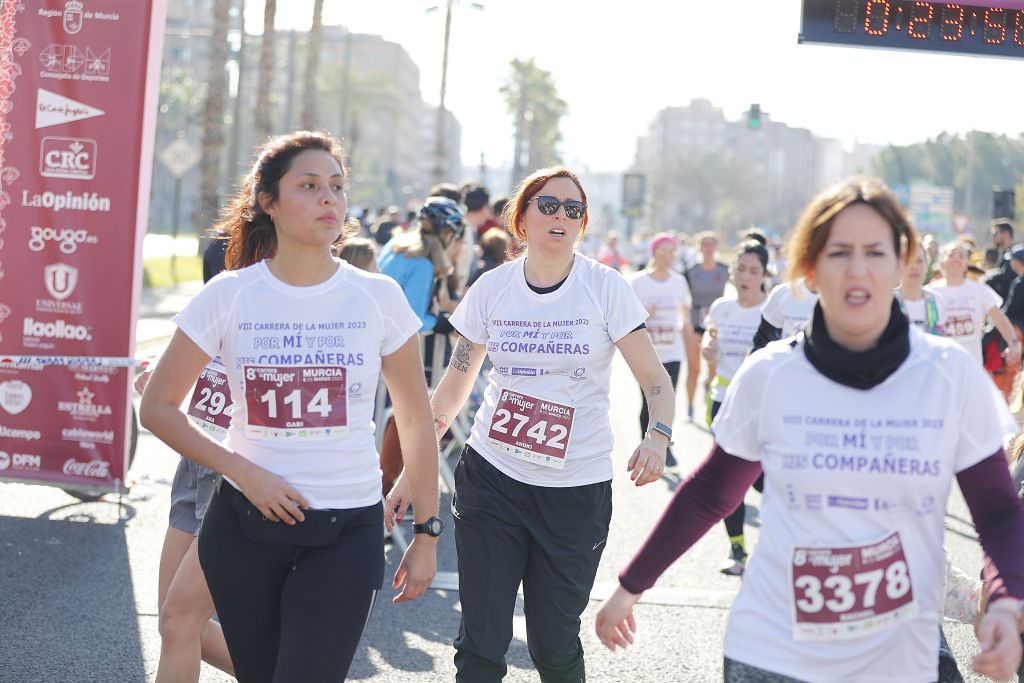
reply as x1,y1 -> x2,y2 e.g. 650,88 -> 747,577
958,450 -> 1024,679
989,306 -> 1022,366
617,329 -> 675,486
381,334 -> 439,604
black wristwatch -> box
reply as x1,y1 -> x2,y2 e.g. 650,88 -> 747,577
413,516 -> 444,537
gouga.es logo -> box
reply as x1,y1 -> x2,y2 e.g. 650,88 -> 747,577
40,137 -> 96,180
29,225 -> 99,254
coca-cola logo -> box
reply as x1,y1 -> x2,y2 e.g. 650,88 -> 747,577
62,458 -> 109,479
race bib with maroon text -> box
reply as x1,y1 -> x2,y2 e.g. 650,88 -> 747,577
648,326 -> 676,347
186,363 -> 233,437
487,389 -> 574,469
790,532 -> 916,641
945,314 -> 975,337
243,365 -> 347,439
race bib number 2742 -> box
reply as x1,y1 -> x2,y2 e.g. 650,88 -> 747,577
487,389 -> 574,469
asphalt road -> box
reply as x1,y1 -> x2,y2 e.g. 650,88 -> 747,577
0,290 -> 1013,682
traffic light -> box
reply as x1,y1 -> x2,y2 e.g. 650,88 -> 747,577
993,188 -> 1015,220
746,104 -> 763,131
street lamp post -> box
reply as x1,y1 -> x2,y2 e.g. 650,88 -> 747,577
431,0 -> 454,185
428,1 -> 483,186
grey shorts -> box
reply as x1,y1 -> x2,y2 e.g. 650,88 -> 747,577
168,457 -> 217,535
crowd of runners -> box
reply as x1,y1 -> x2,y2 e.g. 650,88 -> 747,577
135,130 -> 1024,682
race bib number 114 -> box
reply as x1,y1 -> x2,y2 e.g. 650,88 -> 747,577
243,365 -> 347,440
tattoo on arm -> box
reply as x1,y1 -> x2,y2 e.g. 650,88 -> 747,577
647,384 -> 663,397
435,414 -> 448,438
451,337 -> 473,373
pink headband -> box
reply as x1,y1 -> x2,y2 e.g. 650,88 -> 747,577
650,233 -> 678,254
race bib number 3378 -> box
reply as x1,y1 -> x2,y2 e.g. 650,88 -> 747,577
243,365 -> 347,439
790,532 -> 916,641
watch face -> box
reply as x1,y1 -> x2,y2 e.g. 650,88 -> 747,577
429,518 -> 444,535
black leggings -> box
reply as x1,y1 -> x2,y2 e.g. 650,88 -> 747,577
198,483 -> 384,683
639,360 -> 681,434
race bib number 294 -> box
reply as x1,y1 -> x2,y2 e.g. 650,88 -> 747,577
243,365 -> 347,440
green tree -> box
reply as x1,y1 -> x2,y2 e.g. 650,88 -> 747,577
195,0 -> 231,233
500,58 -> 567,184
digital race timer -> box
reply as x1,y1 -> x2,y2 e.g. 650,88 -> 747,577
800,0 -> 1024,58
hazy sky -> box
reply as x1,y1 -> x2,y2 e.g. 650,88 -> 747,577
246,1 -> 1024,171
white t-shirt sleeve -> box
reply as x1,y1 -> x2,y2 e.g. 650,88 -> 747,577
172,274 -> 236,358
604,270 -> 650,341
710,352 -> 772,461
761,284 -> 785,328
952,353 -> 1016,472
449,271 -> 489,344
979,280 -> 1003,311
376,276 -> 424,356
679,274 -> 693,310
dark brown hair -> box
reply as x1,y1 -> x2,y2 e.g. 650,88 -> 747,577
478,227 -> 511,264
218,131 -> 357,270
787,177 -> 917,282
503,166 -> 588,243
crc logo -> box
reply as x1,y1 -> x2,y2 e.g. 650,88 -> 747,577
44,263 -> 78,301
63,0 -> 84,35
0,380 -> 32,415
40,137 -> 96,180
28,225 -> 99,254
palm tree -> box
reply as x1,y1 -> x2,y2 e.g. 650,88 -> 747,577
195,0 -> 231,233
254,0 -> 277,141
300,0 -> 324,130
500,58 -> 567,184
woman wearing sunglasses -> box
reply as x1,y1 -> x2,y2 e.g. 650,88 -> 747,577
387,165 -> 674,682
595,177 -> 1024,682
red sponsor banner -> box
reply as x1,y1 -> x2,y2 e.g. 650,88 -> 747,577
0,0 -> 166,493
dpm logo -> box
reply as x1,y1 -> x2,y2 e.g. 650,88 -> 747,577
40,137 -> 96,180
0,451 -> 42,472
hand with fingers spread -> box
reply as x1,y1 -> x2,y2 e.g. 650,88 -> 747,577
392,535 -> 437,603
233,461 -> 309,524
627,433 -> 668,487
972,599 -> 1023,681
383,475 -> 412,532
595,585 -> 641,652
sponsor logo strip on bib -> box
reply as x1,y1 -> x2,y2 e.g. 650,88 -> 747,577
487,389 -> 574,469
790,531 -> 916,641
243,365 -> 347,440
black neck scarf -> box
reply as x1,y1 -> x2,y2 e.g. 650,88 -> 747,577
802,300 -> 910,390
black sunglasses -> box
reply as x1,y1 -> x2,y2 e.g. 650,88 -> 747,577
530,195 -> 587,220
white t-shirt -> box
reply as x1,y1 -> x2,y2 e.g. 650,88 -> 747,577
704,297 -> 766,402
762,280 -> 818,338
926,279 -> 1002,364
629,270 -> 691,363
713,329 -> 1015,683
174,259 -> 421,509
450,255 -> 648,487
900,294 -> 945,335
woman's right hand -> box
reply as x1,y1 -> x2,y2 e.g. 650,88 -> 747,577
384,475 -> 412,532
233,461 -> 309,524
595,585 -> 642,652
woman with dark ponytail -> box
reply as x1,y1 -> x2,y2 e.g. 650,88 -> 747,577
141,131 -> 441,682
